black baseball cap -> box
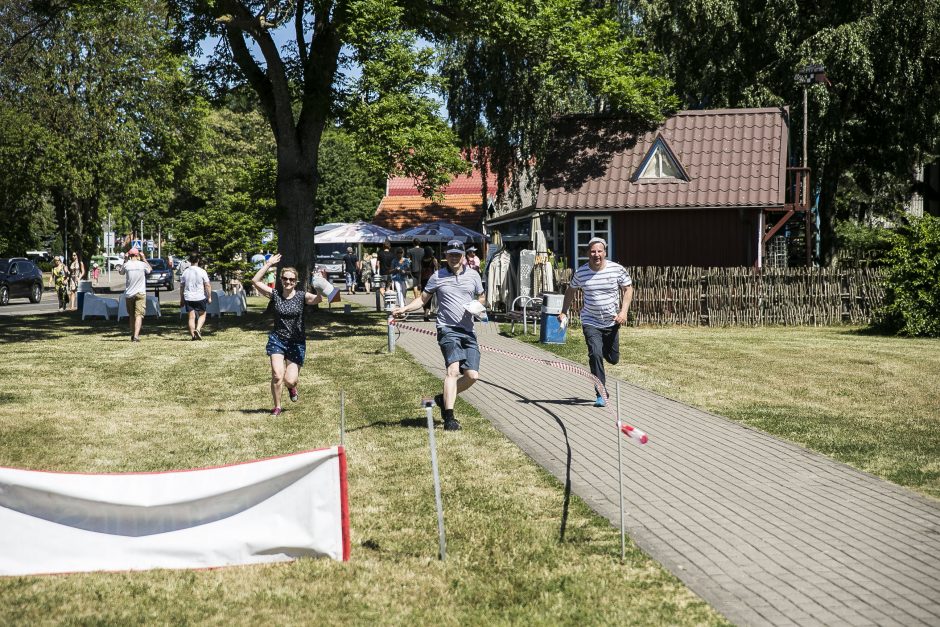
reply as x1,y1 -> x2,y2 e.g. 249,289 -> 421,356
445,240 -> 465,254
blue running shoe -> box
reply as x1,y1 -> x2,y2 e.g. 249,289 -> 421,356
594,394 -> 606,407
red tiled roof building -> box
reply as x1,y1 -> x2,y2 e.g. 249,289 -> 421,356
537,108 -> 801,268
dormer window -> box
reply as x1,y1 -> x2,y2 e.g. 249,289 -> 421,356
633,136 -> 688,181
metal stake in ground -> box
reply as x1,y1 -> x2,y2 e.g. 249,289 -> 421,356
387,316 -> 396,353
616,381 -> 626,561
422,397 -> 447,560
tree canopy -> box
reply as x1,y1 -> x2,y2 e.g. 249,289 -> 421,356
165,0 -> 677,285
631,0 -> 940,264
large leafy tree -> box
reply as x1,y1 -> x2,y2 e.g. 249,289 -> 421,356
168,0 -> 677,285
0,0 -> 205,264
630,0 -> 940,264
172,106 -> 274,283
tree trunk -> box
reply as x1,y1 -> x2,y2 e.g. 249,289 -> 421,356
275,140 -> 320,290
816,160 -> 844,267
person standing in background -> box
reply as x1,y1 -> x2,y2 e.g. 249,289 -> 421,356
118,248 -> 152,342
67,252 -> 85,311
52,256 -> 69,312
378,240 -> 395,302
407,239 -> 426,299
342,246 -> 360,295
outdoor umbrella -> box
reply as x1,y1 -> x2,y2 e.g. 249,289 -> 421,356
396,221 -> 486,243
315,221 -> 395,244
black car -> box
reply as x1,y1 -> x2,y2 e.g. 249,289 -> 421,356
0,257 -> 44,305
145,258 -> 174,292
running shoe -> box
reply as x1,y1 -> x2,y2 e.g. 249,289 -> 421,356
443,416 -> 462,431
271,407 -> 283,416
594,394 -> 606,407
288,387 -> 299,402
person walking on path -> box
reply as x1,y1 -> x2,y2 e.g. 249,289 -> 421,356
377,240 -> 395,302
360,252 -> 374,292
179,254 -> 212,341
67,252 -> 85,311
558,237 -> 633,407
420,245 -> 438,321
390,247 -> 411,308
392,239 -> 485,431
341,247 -> 360,295
407,239 -> 425,299
52,256 -> 69,312
251,254 -> 323,417
118,248 -> 152,342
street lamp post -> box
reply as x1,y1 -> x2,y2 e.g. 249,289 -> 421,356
793,64 -> 829,265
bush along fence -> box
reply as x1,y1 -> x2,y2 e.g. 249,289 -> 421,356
558,266 -> 886,327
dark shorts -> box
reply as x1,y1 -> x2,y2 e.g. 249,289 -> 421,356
184,298 -> 207,313
266,332 -> 306,366
437,325 -> 480,373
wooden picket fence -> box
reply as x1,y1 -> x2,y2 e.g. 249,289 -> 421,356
557,266 -> 886,327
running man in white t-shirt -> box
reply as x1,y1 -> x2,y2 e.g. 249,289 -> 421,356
179,253 -> 212,340
558,237 -> 633,407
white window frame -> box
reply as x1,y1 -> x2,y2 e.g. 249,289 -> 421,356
573,214 -> 613,267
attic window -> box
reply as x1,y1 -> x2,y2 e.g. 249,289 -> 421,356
633,136 -> 688,181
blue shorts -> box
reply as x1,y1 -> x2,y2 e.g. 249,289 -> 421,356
437,325 -> 480,373
184,299 -> 207,313
266,332 -> 306,366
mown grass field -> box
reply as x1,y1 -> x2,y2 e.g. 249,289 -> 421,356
518,323 -> 940,500
0,303 -> 727,625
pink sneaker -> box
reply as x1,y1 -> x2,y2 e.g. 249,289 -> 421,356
271,407 -> 283,416
288,387 -> 299,402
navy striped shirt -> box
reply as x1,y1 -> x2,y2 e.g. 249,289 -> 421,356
571,261 -> 632,328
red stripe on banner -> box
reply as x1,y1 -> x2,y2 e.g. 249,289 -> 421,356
390,320 -> 649,444
338,446 -> 351,562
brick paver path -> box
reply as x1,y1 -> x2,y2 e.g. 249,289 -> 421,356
394,319 -> 940,627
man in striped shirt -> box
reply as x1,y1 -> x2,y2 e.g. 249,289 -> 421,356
558,237 -> 633,407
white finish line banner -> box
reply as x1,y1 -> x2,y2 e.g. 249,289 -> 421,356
0,446 -> 350,576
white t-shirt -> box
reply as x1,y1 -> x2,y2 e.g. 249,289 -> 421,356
570,261 -> 632,328
181,266 -> 211,301
121,259 -> 151,297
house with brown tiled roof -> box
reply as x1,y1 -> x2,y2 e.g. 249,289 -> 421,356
372,168 -> 497,233
535,107 -> 810,268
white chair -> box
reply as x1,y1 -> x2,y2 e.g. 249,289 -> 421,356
118,293 -> 161,320
81,294 -> 119,320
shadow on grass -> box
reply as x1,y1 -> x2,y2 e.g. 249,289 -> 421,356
347,416 -> 436,432
477,378 -> 573,543
0,303 -> 389,345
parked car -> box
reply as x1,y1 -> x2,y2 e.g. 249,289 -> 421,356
145,258 -> 174,292
314,253 -> 344,282
0,257 -> 44,305
105,255 -> 123,269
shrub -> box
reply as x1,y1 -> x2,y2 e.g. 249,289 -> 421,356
874,216 -> 940,337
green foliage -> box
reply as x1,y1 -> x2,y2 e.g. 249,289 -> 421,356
0,105 -> 57,256
315,129 -> 386,224
875,216 -> 940,337
171,107 -> 273,279
441,0 -> 678,203
632,0 -> 940,263
0,0 -> 207,262
834,220 -> 893,265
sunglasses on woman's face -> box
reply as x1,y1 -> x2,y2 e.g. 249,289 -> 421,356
282,277 -> 297,283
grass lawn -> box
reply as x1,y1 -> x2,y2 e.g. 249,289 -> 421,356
516,323 -> 940,500
0,302 -> 727,625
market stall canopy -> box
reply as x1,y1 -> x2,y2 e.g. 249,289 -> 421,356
315,221 -> 395,244
395,221 -> 486,243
